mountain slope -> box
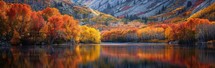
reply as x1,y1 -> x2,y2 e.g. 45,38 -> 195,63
3,0 -> 119,25
189,2 -> 215,20
74,0 -> 215,21
3,0 -> 215,23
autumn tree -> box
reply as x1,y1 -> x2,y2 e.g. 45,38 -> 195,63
80,26 -> 101,44
165,23 -> 196,43
186,18 -> 211,30
47,15 -> 80,44
180,18 -> 211,43
47,15 -> 65,43
177,23 -> 196,43
6,3 -> 32,44
39,23 -> 49,43
62,15 -> 80,43
101,28 -> 138,42
0,1 -> 9,36
137,27 -> 165,41
0,1 -> 84,45
10,30 -> 21,45
165,25 -> 177,41
41,7 -> 61,20
25,12 -> 46,44
165,18 -> 211,44
30,12 -> 45,31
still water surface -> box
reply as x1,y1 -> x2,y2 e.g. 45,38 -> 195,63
0,43 -> 215,68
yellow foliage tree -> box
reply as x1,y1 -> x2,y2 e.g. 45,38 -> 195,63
165,26 -> 174,41
80,26 -> 101,44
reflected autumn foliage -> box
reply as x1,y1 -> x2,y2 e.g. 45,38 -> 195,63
0,45 -> 100,68
77,45 -> 101,63
101,45 -> 215,68
0,44 -> 215,68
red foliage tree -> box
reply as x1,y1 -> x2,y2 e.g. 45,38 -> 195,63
0,1 -> 9,36
185,18 -> 211,30
7,4 -> 32,39
30,12 -> 46,31
165,18 -> 211,43
47,15 -> 64,42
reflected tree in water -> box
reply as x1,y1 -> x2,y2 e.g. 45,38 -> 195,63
0,45 -> 101,68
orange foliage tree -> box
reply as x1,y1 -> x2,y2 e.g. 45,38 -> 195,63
41,7 -> 61,20
0,1 -> 82,45
7,3 -> 32,31
101,28 -> 138,42
165,18 -> 212,43
137,27 -> 165,41
165,24 -> 179,41
62,15 -> 80,43
6,3 -> 32,44
185,18 -> 211,30
0,1 -> 9,36
47,15 -> 80,44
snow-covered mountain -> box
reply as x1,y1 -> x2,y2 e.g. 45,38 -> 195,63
73,0 -> 215,19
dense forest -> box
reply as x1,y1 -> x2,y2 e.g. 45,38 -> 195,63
0,0 -> 215,45
0,1 -> 100,45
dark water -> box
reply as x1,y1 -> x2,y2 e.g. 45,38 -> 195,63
0,43 -> 215,68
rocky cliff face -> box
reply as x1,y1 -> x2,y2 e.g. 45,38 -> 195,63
73,0 -> 215,19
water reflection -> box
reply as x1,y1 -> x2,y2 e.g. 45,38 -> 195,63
0,45 -> 100,68
0,44 -> 215,68
98,44 -> 215,68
